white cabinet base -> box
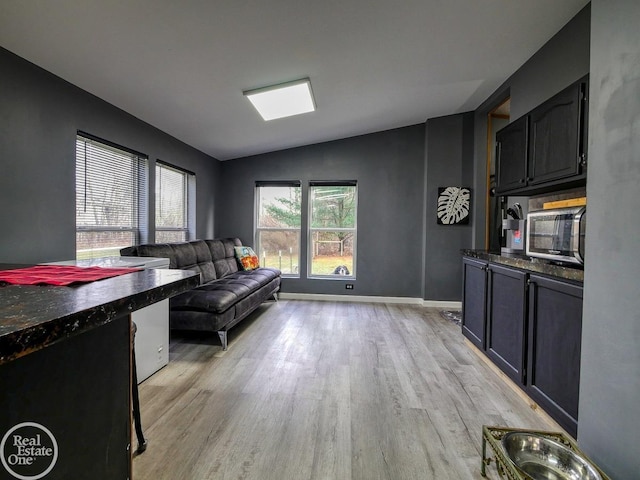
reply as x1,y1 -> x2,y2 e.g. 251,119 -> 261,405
132,299 -> 169,383
42,256 -> 171,384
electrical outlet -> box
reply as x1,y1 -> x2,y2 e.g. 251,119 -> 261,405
346,283 -> 354,290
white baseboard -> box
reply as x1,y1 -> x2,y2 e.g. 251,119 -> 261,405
278,292 -> 461,309
422,300 -> 462,309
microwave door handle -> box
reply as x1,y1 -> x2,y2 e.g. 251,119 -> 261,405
552,217 -> 561,250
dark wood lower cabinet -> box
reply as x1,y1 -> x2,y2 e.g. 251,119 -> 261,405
461,256 -> 583,438
527,274 -> 583,437
462,257 -> 488,350
486,265 -> 527,385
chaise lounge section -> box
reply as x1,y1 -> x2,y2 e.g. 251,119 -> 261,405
121,238 -> 281,350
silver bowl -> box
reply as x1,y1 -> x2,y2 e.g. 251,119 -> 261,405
501,432 -> 602,480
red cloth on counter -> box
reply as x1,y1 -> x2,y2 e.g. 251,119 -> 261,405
0,265 -> 141,286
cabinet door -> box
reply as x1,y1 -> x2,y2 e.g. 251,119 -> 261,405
462,257 -> 488,350
527,79 -> 587,186
495,116 -> 528,194
527,275 -> 583,437
486,264 -> 527,384
0,316 -> 131,479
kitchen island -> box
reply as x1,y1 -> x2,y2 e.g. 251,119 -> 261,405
0,266 -> 199,480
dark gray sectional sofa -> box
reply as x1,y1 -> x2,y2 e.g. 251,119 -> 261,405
120,238 -> 281,350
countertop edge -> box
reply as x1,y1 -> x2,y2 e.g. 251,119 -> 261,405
1,270 -> 200,365
461,250 -> 584,283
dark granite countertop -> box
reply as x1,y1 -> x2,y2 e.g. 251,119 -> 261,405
0,267 -> 200,365
461,250 -> 584,283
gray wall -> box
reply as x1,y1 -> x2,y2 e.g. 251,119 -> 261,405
424,113 -> 475,301
471,4 -> 591,249
0,47 -> 220,263
578,1 -> 640,477
218,126 -> 427,298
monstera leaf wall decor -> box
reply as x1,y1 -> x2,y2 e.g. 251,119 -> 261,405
437,187 -> 471,225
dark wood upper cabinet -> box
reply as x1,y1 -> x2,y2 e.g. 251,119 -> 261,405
528,79 -> 587,186
495,116 -> 528,194
494,75 -> 588,196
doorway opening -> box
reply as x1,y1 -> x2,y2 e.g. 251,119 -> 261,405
486,97 -> 510,251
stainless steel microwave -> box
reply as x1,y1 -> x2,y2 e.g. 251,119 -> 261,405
526,206 -> 586,265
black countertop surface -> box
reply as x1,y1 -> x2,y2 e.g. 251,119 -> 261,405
0,266 -> 200,365
461,250 -> 584,283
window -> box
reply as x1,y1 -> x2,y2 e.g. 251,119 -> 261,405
155,161 -> 195,242
255,182 -> 301,276
75,133 -> 147,259
309,182 -> 357,277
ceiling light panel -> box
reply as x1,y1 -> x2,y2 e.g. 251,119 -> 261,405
244,78 -> 315,121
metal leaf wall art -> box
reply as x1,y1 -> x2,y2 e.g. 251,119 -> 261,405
437,187 -> 471,225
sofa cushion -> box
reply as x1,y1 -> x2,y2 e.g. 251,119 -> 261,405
233,277 -> 281,320
122,239 -> 219,283
171,267 -> 281,314
134,243 -> 176,266
206,239 -> 240,278
170,240 -> 217,283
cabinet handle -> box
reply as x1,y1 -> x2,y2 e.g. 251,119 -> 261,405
519,178 -> 526,184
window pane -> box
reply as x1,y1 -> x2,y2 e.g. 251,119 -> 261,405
156,164 -> 186,228
76,231 -> 136,260
256,185 -> 301,276
257,186 -> 301,228
76,141 -> 139,228
309,184 -> 357,277
310,186 -> 356,228
156,230 -> 187,243
257,230 -> 300,275
310,231 -> 354,276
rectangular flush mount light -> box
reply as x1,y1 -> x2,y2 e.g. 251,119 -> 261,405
244,78 -> 315,121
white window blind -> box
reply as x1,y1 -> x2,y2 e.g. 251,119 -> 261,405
75,134 -> 147,259
155,162 -> 194,242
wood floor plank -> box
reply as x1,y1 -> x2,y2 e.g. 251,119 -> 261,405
133,301 -> 555,479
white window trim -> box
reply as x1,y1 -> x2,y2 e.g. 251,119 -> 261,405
308,183 -> 358,279
155,161 -> 195,243
75,133 -> 148,259
254,182 -> 302,277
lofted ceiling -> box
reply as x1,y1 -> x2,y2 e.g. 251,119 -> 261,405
0,0 -> 588,160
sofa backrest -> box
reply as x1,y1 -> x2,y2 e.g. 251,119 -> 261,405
120,238 -> 242,283
205,239 -> 241,278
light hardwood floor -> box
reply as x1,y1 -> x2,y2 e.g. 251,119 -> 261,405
133,300 -> 555,479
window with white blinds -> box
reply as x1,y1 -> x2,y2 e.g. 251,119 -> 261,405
155,162 -> 194,242
75,134 -> 148,259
